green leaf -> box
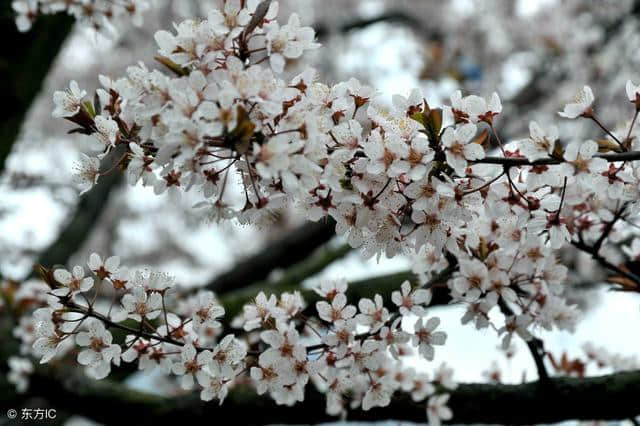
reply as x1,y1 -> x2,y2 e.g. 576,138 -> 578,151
83,100 -> 95,118
154,55 -> 190,77
227,106 -> 256,155
409,111 -> 426,126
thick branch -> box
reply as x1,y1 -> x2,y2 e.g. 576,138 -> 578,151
314,10 -> 432,40
204,220 -> 336,294
5,366 -> 640,425
0,8 -> 74,175
572,239 -> 640,285
32,149 -> 122,280
473,150 -> 640,167
31,159 -> 122,275
221,265 -> 453,321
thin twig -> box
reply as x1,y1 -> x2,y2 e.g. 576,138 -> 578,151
471,150 -> 640,167
498,300 -> 551,384
589,115 -> 624,150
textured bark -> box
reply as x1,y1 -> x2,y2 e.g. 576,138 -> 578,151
4,366 -> 639,425
0,7 -> 74,175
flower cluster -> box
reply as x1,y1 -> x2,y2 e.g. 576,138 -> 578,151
12,0 -> 149,34
47,0 -> 640,377
7,356 -> 33,393
51,0 -> 640,271
582,342 -> 640,372
13,254 -> 456,424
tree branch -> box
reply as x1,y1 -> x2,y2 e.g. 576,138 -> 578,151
0,7 -> 74,175
5,366 -> 639,425
219,265 -> 453,321
498,300 -> 551,383
31,157 -> 122,275
314,10 -> 433,40
472,150 -> 640,167
571,239 -> 640,286
204,220 -> 336,294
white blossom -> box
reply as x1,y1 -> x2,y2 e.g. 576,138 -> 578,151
391,281 -> 432,316
626,80 -> 640,104
76,319 -> 121,379
87,253 -> 120,280
193,291 -> 225,331
356,294 -> 390,332
172,343 -> 212,390
442,123 -> 483,175
52,265 -> 94,297
7,357 -> 33,393
316,293 -> 356,323
121,285 -> 162,322
412,317 -> 447,361
362,377 -> 393,410
427,394 -> 453,426
519,121 -> 558,161
72,154 -> 101,195
558,86 -> 594,118
33,321 -> 63,364
52,80 -> 86,118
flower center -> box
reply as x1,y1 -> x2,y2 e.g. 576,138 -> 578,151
450,142 -> 465,156
90,337 -> 107,352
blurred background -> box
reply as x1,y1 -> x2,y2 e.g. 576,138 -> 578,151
2,0 -> 640,424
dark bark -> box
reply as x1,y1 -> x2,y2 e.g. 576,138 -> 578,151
0,7 -> 124,279
205,220 -> 336,294
32,159 -> 122,274
0,7 -> 74,175
315,9 -> 441,41
472,150 -> 640,167
220,266 -> 453,321
4,366 -> 639,425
